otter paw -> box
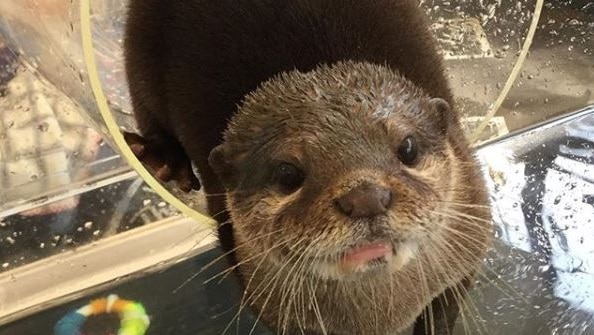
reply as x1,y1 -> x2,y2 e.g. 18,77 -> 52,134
123,131 -> 201,192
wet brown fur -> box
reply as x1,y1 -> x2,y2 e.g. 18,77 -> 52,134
212,62 -> 490,334
124,1 -> 491,334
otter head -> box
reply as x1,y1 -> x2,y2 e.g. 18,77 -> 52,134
209,61 -> 490,334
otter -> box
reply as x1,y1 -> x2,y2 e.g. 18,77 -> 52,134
123,1 -> 492,334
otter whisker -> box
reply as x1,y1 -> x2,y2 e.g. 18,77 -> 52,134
418,229 -> 473,332
221,235 -> 305,335
292,235 -> 328,334
451,284 -> 472,335
426,214 -> 491,250
207,230 -> 297,285
277,236 -> 324,334
309,279 -> 329,335
284,263 -> 308,335
421,221 -> 518,301
171,219 -> 228,261
423,241 -> 485,335
388,261 -> 395,320
433,230 -> 526,304
244,237 -> 312,335
201,193 -> 228,198
173,228 -> 286,293
207,235 -> 294,285
414,256 -> 431,334
434,200 -> 491,209
296,236 -> 342,334
251,239 -> 318,335
438,207 -> 494,226
286,253 -> 311,335
424,225 -> 526,335
429,210 -> 493,229
203,189 -> 254,198
371,284 -> 380,334
426,256 -> 476,335
446,275 -> 485,335
236,236 -> 299,334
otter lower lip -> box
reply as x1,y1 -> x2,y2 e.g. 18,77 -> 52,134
340,242 -> 393,269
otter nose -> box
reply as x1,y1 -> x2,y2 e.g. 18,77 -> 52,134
334,184 -> 393,218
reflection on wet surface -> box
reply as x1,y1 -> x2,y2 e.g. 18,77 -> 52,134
459,106 -> 594,334
1,107 -> 593,335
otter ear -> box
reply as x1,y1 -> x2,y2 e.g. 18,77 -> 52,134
208,144 -> 238,189
429,97 -> 453,135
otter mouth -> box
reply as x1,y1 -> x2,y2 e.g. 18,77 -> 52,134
279,234 -> 420,280
303,240 -> 419,280
340,241 -> 394,272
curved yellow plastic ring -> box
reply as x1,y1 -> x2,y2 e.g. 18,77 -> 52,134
469,0 -> 545,144
79,0 -> 215,227
79,0 -> 543,219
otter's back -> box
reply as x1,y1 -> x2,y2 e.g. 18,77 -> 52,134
125,0 -> 451,142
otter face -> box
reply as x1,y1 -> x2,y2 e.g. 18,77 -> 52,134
209,61 -> 489,285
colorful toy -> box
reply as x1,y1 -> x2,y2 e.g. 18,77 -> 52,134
54,294 -> 150,335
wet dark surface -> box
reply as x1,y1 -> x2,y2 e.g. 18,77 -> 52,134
457,106 -> 594,334
0,247 -> 271,335
1,107 -> 593,335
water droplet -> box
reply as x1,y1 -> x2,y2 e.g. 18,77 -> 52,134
84,221 -> 93,230
2,263 -> 9,269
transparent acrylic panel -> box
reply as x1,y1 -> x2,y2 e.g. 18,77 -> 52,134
89,0 -> 545,142
497,0 -> 594,131
0,59 -> 127,217
0,0 -> 212,271
0,0 -> 104,131
459,106 -> 594,334
0,0 -> 546,220
0,107 -> 593,334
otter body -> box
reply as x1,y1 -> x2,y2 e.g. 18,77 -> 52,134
124,1 -> 491,334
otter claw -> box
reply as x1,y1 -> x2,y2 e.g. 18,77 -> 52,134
155,165 -> 173,181
122,131 -> 201,193
128,143 -> 146,158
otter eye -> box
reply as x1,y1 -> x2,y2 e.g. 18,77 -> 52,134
273,162 -> 305,193
397,136 -> 419,165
